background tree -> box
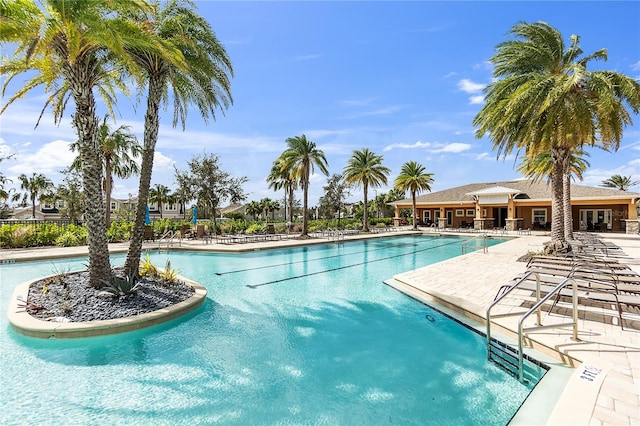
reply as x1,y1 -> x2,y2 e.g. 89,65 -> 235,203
173,166 -> 195,220
245,201 -> 262,221
600,175 -> 639,191
14,173 -> 54,219
318,173 -> 350,225
124,0 -> 233,277
267,158 -> 297,231
278,135 -> 329,237
55,168 -> 86,222
0,153 -> 15,219
70,115 -> 141,226
393,161 -> 434,230
473,21 -> 640,252
518,149 -> 590,239
177,152 -> 247,228
343,148 -> 390,232
148,184 -> 171,219
1,0 -> 155,287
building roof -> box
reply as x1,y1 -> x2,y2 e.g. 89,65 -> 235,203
389,179 -> 640,205
220,203 -> 245,214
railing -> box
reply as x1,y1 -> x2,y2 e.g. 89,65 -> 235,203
461,233 -> 488,254
157,230 -> 182,250
486,271 -> 579,382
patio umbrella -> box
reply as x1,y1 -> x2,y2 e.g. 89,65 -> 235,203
145,205 -> 151,225
192,206 -> 197,224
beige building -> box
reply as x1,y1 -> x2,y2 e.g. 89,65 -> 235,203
389,180 -> 640,234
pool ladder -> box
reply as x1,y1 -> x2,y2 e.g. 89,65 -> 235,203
461,233 -> 488,254
486,272 -> 579,383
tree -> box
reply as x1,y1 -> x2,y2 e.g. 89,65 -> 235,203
278,135 -> 329,237
1,0 -> 156,287
14,173 -> 54,219
70,115 -> 141,226
318,174 -> 350,225
518,150 -> 590,240
473,21 -> 640,251
177,152 -> 247,227
393,161 -> 434,230
245,201 -> 262,221
124,0 -> 233,277
600,175 -> 639,191
0,153 -> 15,219
267,157 -> 297,231
55,168 -> 86,222
343,148 -> 390,232
148,184 -> 171,219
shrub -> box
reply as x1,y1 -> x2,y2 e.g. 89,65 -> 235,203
55,231 -> 79,247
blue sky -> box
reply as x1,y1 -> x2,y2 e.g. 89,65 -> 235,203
1,1 -> 639,208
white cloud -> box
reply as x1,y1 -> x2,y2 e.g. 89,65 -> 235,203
630,60 -> 640,71
304,129 -> 349,139
457,79 -> 485,94
582,161 -> 640,187
343,105 -> 405,119
469,95 -> 484,105
383,141 -> 432,152
294,54 -> 321,61
153,151 -> 175,171
431,143 -> 471,153
7,139 -> 75,175
476,152 -> 492,160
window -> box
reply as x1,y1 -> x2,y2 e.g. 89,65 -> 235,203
532,209 -> 547,224
43,203 -> 53,209
166,204 -> 177,211
57,200 -> 65,208
423,210 -> 430,222
110,202 -> 117,211
466,209 -> 474,217
455,209 -> 464,217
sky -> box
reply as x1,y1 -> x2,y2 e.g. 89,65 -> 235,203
1,1 -> 639,209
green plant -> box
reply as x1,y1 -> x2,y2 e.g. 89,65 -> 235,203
99,272 -> 139,297
159,260 -> 180,285
139,252 -> 158,278
55,231 -> 79,247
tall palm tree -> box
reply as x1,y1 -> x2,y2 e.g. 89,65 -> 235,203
279,135 -> 329,237
600,175 -> 639,191
474,21 -> 640,251
393,161 -> 434,230
148,184 -> 171,219
124,0 -> 233,276
1,0 -> 155,287
15,173 -> 54,218
267,158 -> 297,231
343,148 -> 390,232
517,150 -> 590,240
70,115 -> 142,226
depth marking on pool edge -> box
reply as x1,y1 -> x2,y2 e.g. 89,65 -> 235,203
246,239 -> 462,289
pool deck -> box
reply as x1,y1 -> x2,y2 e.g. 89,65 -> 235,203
2,229 -> 639,425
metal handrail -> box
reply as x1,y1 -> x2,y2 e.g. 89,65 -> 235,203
461,233 -> 488,254
486,271 -> 579,382
157,230 -> 182,250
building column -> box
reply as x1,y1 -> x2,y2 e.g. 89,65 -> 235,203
623,220 -> 639,234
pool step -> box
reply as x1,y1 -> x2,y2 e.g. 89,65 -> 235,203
488,338 -> 544,385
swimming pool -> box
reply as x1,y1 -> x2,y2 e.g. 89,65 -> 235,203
1,235 -> 541,425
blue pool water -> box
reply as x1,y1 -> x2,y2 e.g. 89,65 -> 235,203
1,235 -> 538,425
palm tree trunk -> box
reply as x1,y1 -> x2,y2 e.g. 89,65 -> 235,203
302,179 -> 309,236
562,156 -> 574,241
411,190 -> 417,230
125,75 -> 164,277
549,147 -> 567,252
68,68 -> 111,288
363,182 -> 369,232
104,160 -> 113,227
288,186 -> 294,232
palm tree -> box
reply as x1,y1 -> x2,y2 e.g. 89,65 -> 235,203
393,162 -> 434,230
15,173 -> 54,218
343,148 -> 390,232
517,150 -> 590,240
148,184 -> 171,219
600,175 -> 639,191
474,21 -> 640,251
245,201 -> 262,221
70,115 -> 141,226
124,0 -> 233,277
1,0 -> 155,287
267,158 -> 297,231
279,135 -> 329,237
